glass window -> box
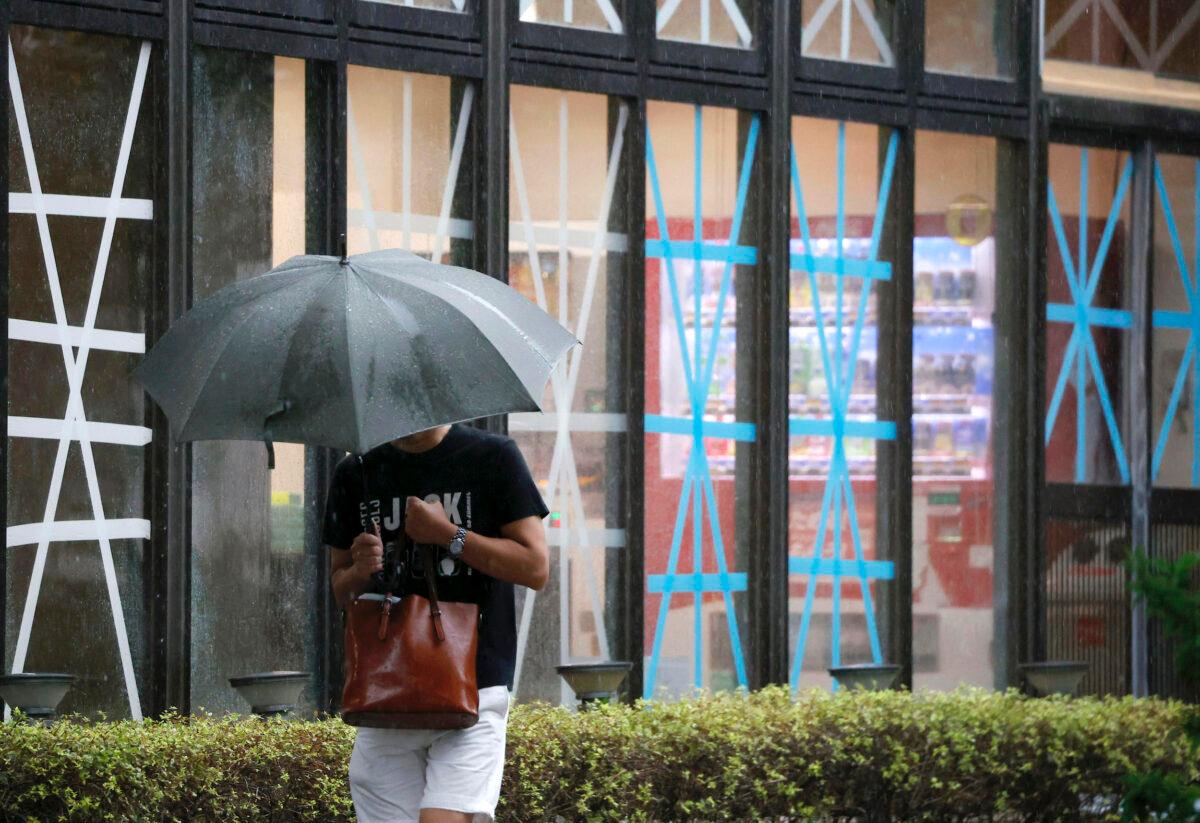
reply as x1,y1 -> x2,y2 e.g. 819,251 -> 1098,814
5,26 -> 155,719
912,132 -> 999,690
361,0 -> 467,14
787,118 -> 898,690
657,0 -> 754,49
1151,153 -> 1200,489
924,0 -> 1014,78
346,67 -> 475,263
643,102 -> 758,698
1043,0 -> 1200,80
507,87 -> 628,703
189,50 -> 314,714
801,0 -> 896,67
520,0 -> 624,33
1045,145 -> 1133,486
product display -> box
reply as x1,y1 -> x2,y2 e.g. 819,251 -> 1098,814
911,237 -> 994,479
655,235 -> 995,483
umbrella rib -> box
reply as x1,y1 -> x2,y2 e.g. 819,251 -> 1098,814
342,272 -> 369,453
387,269 -> 563,368
175,273 -> 339,440
356,268 -> 538,410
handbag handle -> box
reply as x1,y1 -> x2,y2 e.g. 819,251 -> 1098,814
421,543 -> 447,643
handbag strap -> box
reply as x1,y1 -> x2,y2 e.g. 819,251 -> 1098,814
421,543 -> 447,643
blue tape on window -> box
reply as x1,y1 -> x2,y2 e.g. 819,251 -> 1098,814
643,108 -> 759,698
785,125 -> 899,691
1150,159 -> 1200,486
1045,153 -> 1135,485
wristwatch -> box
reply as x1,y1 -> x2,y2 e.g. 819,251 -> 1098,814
447,526 -> 467,558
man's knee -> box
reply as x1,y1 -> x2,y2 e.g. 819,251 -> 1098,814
418,809 -> 473,823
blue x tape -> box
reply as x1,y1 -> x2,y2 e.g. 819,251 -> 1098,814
643,106 -> 759,698
1151,159 -> 1200,485
1045,149 -> 1133,484
787,124 -> 898,691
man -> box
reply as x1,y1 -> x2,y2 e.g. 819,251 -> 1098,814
323,422 -> 549,823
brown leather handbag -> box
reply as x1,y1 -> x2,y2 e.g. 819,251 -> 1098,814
341,543 -> 480,729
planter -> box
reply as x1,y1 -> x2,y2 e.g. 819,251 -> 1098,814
0,673 -> 75,723
828,663 -> 902,691
556,662 -> 633,707
1019,661 -> 1089,696
228,671 -> 308,717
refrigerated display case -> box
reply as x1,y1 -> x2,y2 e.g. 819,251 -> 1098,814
910,235 -> 997,688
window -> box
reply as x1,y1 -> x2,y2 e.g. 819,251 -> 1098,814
1043,143 -> 1135,698
912,131 -> 1001,690
507,86 -> 629,703
1044,145 -> 1133,487
361,0 -> 467,14
519,0 -> 623,33
1151,153 -> 1200,489
1042,1 -> 1200,107
925,0 -> 1014,78
801,0 -> 896,67
1044,1 -> 1200,79
346,67 -> 474,264
657,0 -> 754,49
188,49 -> 313,714
5,26 -> 156,719
787,118 -> 898,690
643,102 -> 759,697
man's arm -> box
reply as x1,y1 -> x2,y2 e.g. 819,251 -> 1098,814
405,496 -> 549,590
329,530 -> 385,609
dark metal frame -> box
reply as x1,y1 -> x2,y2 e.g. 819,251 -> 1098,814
0,0 -> 9,688
4,0 -> 1200,712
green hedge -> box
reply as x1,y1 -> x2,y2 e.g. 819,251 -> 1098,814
0,687 -> 1195,822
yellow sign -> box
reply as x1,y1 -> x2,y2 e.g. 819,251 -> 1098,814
946,195 -> 993,247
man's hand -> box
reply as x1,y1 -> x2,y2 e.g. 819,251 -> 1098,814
347,530 -> 384,583
405,496 -> 457,544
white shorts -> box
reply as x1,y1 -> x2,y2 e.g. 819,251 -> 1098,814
348,685 -> 511,823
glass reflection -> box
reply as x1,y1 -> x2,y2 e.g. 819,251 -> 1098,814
189,49 -> 316,715
924,0 -> 1014,78
507,86 -> 628,703
912,132 -> 999,691
801,0 -> 896,67
657,0 -> 754,49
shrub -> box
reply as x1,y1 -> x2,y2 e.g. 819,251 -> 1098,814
1121,550 -> 1200,821
0,688 -> 1195,822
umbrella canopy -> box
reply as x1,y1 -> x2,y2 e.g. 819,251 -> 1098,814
134,248 -> 576,457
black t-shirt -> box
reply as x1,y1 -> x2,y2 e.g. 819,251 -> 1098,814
322,424 -> 548,690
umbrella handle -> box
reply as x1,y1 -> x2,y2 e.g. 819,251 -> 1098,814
358,454 -> 388,592
262,399 -> 292,471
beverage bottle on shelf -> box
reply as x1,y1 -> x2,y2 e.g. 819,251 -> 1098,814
932,271 -> 950,303
960,269 -> 976,306
938,355 -> 956,395
916,270 -> 934,305
934,421 -> 954,456
916,354 -> 935,395
952,421 -> 973,458
962,354 -> 977,394
860,355 -> 875,392
915,422 -> 933,456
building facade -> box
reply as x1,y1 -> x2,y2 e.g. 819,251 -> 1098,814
3,0 -> 1199,718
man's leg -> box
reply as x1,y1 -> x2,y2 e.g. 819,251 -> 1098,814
349,727 -> 434,822
420,686 -> 511,823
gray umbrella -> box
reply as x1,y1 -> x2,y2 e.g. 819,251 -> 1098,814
134,248 -> 576,461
